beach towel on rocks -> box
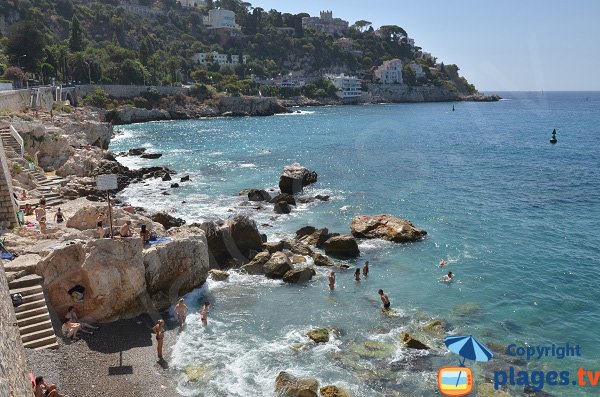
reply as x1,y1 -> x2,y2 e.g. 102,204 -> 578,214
147,237 -> 172,245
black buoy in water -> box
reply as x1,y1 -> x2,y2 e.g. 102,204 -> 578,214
550,129 -> 557,144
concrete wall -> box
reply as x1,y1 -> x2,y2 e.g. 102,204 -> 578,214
366,84 -> 461,103
77,85 -> 189,99
0,266 -> 32,397
0,90 -> 30,113
0,137 -> 18,228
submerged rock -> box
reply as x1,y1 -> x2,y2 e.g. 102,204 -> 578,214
279,163 -> 318,195
128,147 -> 146,155
351,340 -> 396,359
322,235 -> 360,258
422,319 -> 447,336
274,201 -> 292,214
270,193 -> 296,206
351,214 -> 427,243
320,385 -> 352,397
307,328 -> 330,343
274,371 -> 319,397
264,252 -> 293,278
140,152 -> 162,159
400,332 -> 430,350
283,267 -> 315,283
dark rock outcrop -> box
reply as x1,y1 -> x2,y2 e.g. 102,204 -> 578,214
140,152 -> 163,159
274,371 -> 319,397
247,189 -> 271,202
351,214 -> 427,243
307,328 -> 330,343
151,212 -> 186,230
283,267 -> 316,283
128,148 -> 146,155
400,332 -> 430,350
270,193 -> 296,206
322,235 -> 360,258
279,163 -> 318,195
274,201 -> 292,214
264,252 -> 293,278
240,251 -> 271,275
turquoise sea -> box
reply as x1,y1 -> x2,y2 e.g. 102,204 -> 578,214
111,92 -> 600,396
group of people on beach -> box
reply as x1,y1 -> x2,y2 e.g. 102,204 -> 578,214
26,198 -> 64,234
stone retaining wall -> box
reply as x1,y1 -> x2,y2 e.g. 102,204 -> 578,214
77,84 -> 189,99
0,90 -> 29,113
0,266 -> 32,397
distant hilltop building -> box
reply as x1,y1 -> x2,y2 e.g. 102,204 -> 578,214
192,52 -> 247,69
119,0 -> 164,17
409,63 -> 426,79
326,74 -> 362,99
178,0 -> 204,7
203,8 -> 240,30
302,11 -> 349,35
374,59 -> 403,84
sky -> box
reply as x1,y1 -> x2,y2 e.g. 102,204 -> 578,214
251,0 -> 600,91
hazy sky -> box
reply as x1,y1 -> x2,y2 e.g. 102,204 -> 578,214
252,1 -> 600,91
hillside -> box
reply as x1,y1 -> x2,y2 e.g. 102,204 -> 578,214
0,0 -> 477,98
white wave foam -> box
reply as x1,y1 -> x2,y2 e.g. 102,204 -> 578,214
238,163 -> 257,168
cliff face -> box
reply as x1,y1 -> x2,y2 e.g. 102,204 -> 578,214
218,96 -> 289,117
367,85 -> 461,103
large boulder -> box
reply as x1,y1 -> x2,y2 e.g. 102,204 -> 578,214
322,235 -> 360,258
307,328 -> 330,343
263,252 -> 293,278
298,227 -> 337,248
270,193 -> 296,206
240,251 -> 271,275
143,234 -> 210,311
283,267 -> 316,283
36,239 -> 146,322
351,214 -> 427,243
200,215 -> 263,268
320,386 -> 352,397
274,201 -> 292,214
208,269 -> 230,281
274,371 -> 319,397
279,163 -> 318,195
151,212 -> 186,230
312,253 -> 335,267
290,242 -> 313,256
247,189 -> 271,202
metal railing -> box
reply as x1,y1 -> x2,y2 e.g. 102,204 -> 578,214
9,125 -> 24,158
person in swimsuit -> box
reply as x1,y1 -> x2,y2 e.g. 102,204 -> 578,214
34,202 -> 46,222
378,289 -> 391,311
152,319 -> 165,360
96,221 -> 105,238
54,207 -> 64,223
34,376 -> 63,397
328,271 -> 335,290
440,271 -> 454,282
362,261 -> 369,277
439,259 -> 446,267
200,302 -> 210,326
174,298 -> 189,328
61,319 -> 93,340
65,306 -> 98,332
140,224 -> 151,244
354,268 -> 361,282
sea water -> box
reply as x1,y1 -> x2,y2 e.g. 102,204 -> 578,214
111,92 -> 600,396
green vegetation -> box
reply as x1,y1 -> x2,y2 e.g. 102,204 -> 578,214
0,0 -> 476,99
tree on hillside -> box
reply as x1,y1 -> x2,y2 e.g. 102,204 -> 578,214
6,21 -> 45,72
69,16 -> 85,52
379,25 -> 407,41
352,20 -> 372,32
2,66 -> 26,87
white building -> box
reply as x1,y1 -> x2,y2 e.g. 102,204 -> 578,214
302,11 -> 349,35
203,9 -> 240,30
326,74 -> 362,99
192,52 -> 247,68
374,59 -> 403,84
178,0 -> 204,7
409,63 -> 426,79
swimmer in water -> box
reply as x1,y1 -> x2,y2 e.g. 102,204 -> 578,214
439,259 -> 446,267
328,271 -> 335,290
440,271 -> 454,282
378,289 -> 390,311
354,268 -> 361,282
362,261 -> 369,277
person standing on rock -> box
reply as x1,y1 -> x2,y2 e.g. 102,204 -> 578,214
34,199 -> 46,222
200,302 -> 210,326
363,261 -> 369,277
153,319 -> 165,361
354,268 -> 361,282
174,298 -> 189,328
328,271 -> 336,290
378,289 -> 390,311
120,220 -> 132,237
54,207 -> 64,223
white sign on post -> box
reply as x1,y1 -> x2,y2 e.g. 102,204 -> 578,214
96,174 -> 118,191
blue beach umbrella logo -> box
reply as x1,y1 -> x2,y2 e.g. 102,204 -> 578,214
437,335 -> 493,396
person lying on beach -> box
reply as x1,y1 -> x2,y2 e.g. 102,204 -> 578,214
65,306 -> 98,332
201,301 -> 210,326
354,268 -> 361,281
152,319 -> 165,360
439,259 -> 447,267
379,289 -> 391,311
174,298 -> 189,328
363,261 -> 369,277
328,271 -> 335,290
120,220 -> 132,237
34,376 -> 63,397
61,319 -> 93,340
440,271 -> 454,282
140,224 -> 151,244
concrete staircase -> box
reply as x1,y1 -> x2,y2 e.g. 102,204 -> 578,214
7,272 -> 58,350
0,127 -> 23,158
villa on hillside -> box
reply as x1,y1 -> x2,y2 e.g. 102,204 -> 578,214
409,63 -> 426,80
302,11 -> 349,35
203,8 -> 240,30
374,59 -> 404,84
178,0 -> 204,7
326,74 -> 363,99
192,52 -> 247,69
118,0 -> 164,16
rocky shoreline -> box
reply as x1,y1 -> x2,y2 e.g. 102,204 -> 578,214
100,88 -> 501,125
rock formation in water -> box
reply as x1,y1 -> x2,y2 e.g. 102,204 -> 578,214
351,214 -> 427,243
